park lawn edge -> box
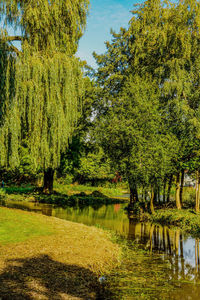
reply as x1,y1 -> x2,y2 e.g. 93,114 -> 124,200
0,207 -> 121,299
0,184 -> 128,206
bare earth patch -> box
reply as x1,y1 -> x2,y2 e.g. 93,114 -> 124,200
0,207 -> 120,299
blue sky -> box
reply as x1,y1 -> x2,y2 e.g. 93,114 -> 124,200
77,0 -> 144,68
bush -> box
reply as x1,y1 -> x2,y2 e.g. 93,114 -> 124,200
182,187 -> 195,208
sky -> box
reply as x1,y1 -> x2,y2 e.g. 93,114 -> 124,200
77,0 -> 144,68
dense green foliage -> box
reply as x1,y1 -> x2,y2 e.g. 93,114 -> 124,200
3,2 -> 200,299
92,0 -> 200,212
0,0 -> 89,192
1,0 -> 200,211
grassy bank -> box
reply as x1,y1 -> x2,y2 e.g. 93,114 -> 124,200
0,207 -> 120,299
0,183 -> 128,207
148,209 -> 200,237
54,183 -> 128,198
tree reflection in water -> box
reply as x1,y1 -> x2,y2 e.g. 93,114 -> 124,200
128,218 -> 200,283
2,200 -> 200,298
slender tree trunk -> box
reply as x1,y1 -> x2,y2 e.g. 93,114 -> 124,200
195,171 -> 200,213
153,189 -> 157,204
180,170 -> 184,207
175,173 -> 181,210
154,186 -> 158,204
167,174 -> 173,203
150,186 -> 155,214
144,190 -> 147,202
43,168 -> 54,194
129,183 -> 139,205
141,187 -> 144,201
163,177 -> 166,204
158,186 -> 160,205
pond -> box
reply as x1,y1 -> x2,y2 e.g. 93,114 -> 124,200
1,199 -> 200,299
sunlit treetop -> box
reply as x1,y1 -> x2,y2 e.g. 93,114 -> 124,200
128,0 -> 200,81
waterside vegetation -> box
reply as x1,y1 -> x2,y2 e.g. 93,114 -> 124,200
149,209 -> 200,237
0,183 -> 128,208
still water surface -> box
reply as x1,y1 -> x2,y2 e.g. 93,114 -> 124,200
1,200 -> 200,299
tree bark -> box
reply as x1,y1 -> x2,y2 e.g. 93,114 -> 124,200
153,185 -> 158,204
167,174 -> 173,203
144,190 -> 147,202
150,186 -> 155,214
163,177 -> 166,204
175,173 -> 181,210
129,183 -> 139,205
43,168 -> 54,194
180,169 -> 184,207
6,36 -> 22,41
195,171 -> 200,213
158,186 -> 160,205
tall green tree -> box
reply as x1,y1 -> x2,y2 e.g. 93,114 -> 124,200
0,0 -> 89,192
94,0 -> 200,211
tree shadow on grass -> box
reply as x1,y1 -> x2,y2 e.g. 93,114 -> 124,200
0,254 -> 112,299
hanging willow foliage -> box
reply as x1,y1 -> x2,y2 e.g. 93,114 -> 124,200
0,34 -> 20,168
15,48 -> 85,170
0,0 -> 89,171
0,0 -> 89,54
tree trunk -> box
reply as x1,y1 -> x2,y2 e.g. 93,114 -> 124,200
167,174 -> 173,203
195,171 -> 200,213
129,183 -> 139,205
141,187 -> 144,201
150,186 -> 155,214
154,185 -> 158,204
175,173 -> 181,210
43,168 -> 54,194
144,190 -> 147,202
163,177 -> 166,204
158,186 -> 160,205
180,170 -> 184,207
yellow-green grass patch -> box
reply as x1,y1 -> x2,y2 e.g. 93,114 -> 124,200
0,207 -> 54,244
0,207 -> 120,299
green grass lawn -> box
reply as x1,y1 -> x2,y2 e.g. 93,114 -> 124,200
0,207 -> 54,244
3,182 -> 129,198
54,182 -> 128,197
0,207 -> 120,299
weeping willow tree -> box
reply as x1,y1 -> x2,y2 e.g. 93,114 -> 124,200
0,0 -> 89,192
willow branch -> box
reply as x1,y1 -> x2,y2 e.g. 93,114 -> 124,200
6,36 -> 22,42
8,45 -> 22,55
